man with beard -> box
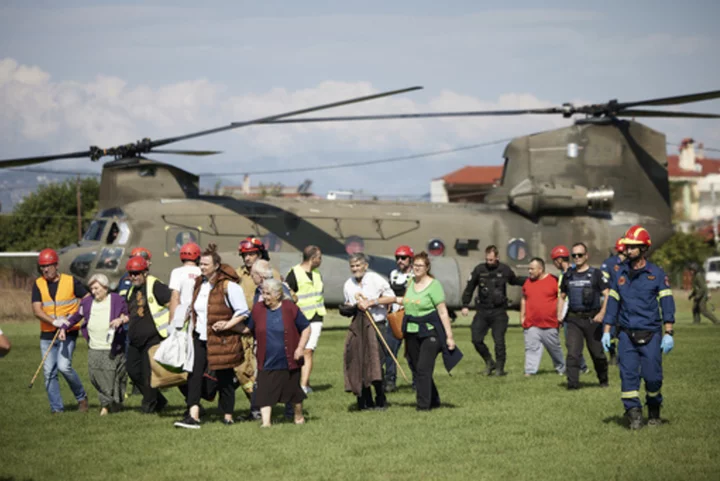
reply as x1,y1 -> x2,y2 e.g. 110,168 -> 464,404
461,245 -> 524,376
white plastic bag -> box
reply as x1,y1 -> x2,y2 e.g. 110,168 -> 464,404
153,329 -> 187,373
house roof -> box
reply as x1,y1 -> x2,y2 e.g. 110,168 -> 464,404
667,155 -> 720,178
441,166 -> 504,186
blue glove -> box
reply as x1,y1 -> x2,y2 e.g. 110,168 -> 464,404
661,334 -> 674,354
601,332 -> 611,352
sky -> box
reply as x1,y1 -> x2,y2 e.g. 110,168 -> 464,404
1,0 -> 719,197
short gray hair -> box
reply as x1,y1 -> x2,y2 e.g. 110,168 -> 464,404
348,252 -> 368,264
88,273 -> 110,289
262,278 -> 284,299
252,259 -> 273,279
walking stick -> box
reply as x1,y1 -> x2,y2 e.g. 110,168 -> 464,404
29,328 -> 61,389
363,310 -> 410,384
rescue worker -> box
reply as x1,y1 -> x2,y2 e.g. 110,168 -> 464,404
688,262 -> 720,325
558,243 -> 609,390
31,248 -> 89,413
602,225 -> 675,429
386,245 -> 415,392
124,255 -> 172,413
461,245 -> 524,376
600,238 -> 628,364
235,237 -> 279,419
286,245 -> 326,393
551,245 -> 589,374
169,242 -> 202,326
117,247 -> 153,299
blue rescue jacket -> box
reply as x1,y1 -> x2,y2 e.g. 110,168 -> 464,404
600,255 -> 624,285
603,260 -> 675,331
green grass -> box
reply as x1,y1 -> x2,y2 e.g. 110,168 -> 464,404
1,296 -> 720,481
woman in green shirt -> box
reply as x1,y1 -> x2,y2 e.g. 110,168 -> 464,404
401,252 -> 456,410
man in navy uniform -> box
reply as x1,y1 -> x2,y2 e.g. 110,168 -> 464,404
602,225 -> 675,430
600,238 -> 627,365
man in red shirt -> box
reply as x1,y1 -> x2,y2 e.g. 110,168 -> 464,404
521,258 -> 566,377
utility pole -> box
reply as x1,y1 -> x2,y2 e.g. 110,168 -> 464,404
76,176 -> 82,243
712,182 -> 719,253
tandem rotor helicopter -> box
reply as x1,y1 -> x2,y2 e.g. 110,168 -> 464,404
2,86 -> 720,307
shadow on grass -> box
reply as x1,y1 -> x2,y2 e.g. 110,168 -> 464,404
602,415 -> 671,428
307,383 -> 333,392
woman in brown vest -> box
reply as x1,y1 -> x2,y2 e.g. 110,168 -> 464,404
174,244 -> 250,429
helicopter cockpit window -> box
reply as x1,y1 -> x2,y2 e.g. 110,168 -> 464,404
96,247 -> 125,271
98,207 -> 125,218
507,238 -> 529,261
116,222 -> 130,245
167,229 -> 199,256
106,223 -> 120,244
262,233 -> 282,252
83,220 -> 107,242
70,251 -> 98,279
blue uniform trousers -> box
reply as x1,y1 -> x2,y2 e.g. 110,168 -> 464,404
618,330 -> 663,410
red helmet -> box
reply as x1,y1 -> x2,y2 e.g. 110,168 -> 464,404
38,248 -> 59,266
614,238 -> 626,253
126,256 -> 149,272
394,245 -> 414,258
622,225 -> 652,246
130,247 -> 152,260
550,245 -> 569,260
239,237 -> 264,254
179,242 -> 201,261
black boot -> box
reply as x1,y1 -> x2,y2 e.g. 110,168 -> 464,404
609,342 -> 618,366
373,381 -> 387,411
647,405 -> 662,427
625,407 -> 644,430
494,363 -> 507,377
483,359 -> 496,376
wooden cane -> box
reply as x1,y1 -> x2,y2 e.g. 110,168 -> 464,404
363,310 -> 410,384
28,328 -> 61,389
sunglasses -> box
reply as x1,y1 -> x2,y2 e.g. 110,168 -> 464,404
571,253 -> 586,258
412,264 -> 427,269
396,256 -> 410,261
128,271 -> 144,277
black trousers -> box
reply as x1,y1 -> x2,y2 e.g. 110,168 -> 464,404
471,308 -> 508,368
126,335 -> 167,413
186,336 -> 236,415
565,316 -> 608,388
405,333 -> 441,410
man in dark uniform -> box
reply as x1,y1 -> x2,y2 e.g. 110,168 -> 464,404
461,245 -> 524,376
558,242 -> 610,390
600,238 -> 627,365
688,262 -> 720,325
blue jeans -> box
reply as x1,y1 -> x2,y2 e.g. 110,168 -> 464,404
40,335 -> 87,412
383,323 -> 402,384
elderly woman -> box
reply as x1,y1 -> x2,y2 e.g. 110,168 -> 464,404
242,279 -> 310,427
61,274 -> 128,415
401,252 -> 461,411
174,243 -> 250,429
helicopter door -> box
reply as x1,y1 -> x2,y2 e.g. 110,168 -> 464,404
166,227 -> 200,257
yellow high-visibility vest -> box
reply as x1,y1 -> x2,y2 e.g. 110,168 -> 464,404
291,265 -> 326,319
128,275 -> 170,338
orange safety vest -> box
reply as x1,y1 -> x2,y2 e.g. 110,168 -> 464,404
35,274 -> 81,333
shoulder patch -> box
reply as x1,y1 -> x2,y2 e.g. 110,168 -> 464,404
614,265 -> 620,272
665,276 -> 670,287
647,275 -> 656,281
618,276 -> 626,286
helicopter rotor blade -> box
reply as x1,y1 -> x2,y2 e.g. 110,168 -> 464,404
616,109 -> 720,119
618,89 -> 720,109
150,86 -> 422,148
262,107 -> 565,124
0,150 -> 93,169
150,149 -> 223,156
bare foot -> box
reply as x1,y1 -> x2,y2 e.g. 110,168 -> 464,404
294,417 -> 306,425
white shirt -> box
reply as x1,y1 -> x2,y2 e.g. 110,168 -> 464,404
169,264 -> 202,327
343,271 -> 394,321
193,280 -> 249,341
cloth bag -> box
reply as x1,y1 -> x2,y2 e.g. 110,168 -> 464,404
148,344 -> 188,389
387,309 -> 404,340
153,329 -> 187,373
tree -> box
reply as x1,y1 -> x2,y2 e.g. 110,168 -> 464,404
651,231 -> 712,286
0,178 -> 100,252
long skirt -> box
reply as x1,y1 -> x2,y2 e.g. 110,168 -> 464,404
88,348 -> 127,408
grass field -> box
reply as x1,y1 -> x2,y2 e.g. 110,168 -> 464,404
1,295 -> 720,481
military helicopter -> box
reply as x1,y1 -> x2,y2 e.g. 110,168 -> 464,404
2,86 -> 719,308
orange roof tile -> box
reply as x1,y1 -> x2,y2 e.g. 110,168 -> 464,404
442,166 -> 504,186
667,155 -> 720,178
